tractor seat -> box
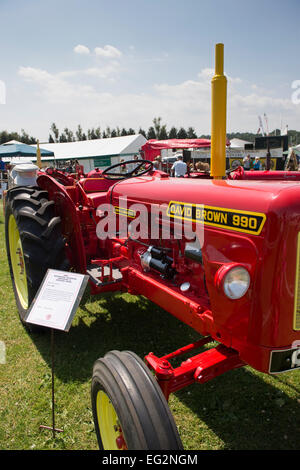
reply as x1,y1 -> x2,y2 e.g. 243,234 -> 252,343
79,177 -> 115,193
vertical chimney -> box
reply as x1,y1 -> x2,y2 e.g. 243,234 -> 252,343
210,43 -> 227,179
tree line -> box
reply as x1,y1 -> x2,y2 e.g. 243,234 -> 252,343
48,118 -> 200,143
0,129 -> 36,145
1,118 -> 300,146
46,119 -> 300,146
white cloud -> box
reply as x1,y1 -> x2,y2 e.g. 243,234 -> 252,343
74,44 -> 90,55
198,68 -> 214,80
57,63 -> 120,80
197,68 -> 242,84
17,63 -> 300,138
84,63 -> 120,79
18,66 -> 95,103
94,45 -> 122,59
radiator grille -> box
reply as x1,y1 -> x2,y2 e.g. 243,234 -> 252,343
294,233 -> 300,330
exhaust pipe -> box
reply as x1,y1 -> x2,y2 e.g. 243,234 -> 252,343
210,43 -> 227,179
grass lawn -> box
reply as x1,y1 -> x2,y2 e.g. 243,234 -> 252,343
1,202 -> 300,450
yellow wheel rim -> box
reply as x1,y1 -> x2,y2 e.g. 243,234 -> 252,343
96,390 -> 127,450
8,214 -> 29,310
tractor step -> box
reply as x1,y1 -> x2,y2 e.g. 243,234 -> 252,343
86,263 -> 123,287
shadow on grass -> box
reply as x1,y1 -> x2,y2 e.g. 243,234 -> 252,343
174,367 -> 300,450
28,287 -> 300,450
29,287 -> 199,383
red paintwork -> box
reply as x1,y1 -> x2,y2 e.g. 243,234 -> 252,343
109,176 -> 300,372
35,165 -> 300,396
228,166 -> 300,181
145,340 -> 244,400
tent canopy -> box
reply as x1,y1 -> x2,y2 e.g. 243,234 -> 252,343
30,134 -> 147,161
143,138 -> 211,150
0,143 -> 54,159
141,139 -> 212,161
229,138 -> 252,148
141,138 -> 232,161
2,140 -> 24,145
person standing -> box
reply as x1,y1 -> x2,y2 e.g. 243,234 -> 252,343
120,159 -> 127,174
243,154 -> 251,170
153,155 -> 163,171
253,156 -> 261,170
171,154 -> 187,177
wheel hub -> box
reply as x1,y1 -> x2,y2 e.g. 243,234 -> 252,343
8,214 -> 29,310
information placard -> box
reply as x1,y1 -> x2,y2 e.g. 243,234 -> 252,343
25,269 -> 89,331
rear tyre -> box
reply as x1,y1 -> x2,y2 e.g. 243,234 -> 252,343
91,350 -> 183,450
5,186 -> 69,326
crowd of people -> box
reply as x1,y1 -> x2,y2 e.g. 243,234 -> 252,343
241,150 -> 300,171
152,150 -> 300,176
241,154 -> 263,170
62,159 -> 84,174
2,149 -> 299,184
153,153 -> 210,177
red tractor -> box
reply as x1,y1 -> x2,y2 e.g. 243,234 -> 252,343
4,44 -> 300,450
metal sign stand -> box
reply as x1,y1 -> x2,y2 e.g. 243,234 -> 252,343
39,329 -> 63,438
25,269 -> 89,439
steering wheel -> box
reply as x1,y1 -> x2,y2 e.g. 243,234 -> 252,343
101,159 -> 153,180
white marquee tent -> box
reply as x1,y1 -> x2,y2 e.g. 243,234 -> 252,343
229,138 -> 252,148
30,134 -> 147,172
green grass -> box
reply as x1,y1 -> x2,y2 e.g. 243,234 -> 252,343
1,203 -> 300,450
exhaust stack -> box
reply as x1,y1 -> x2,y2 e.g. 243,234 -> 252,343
210,43 -> 227,179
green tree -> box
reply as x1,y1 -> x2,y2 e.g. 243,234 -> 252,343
138,127 -> 147,137
64,128 -> 74,142
95,127 -> 101,139
20,129 -> 36,144
153,117 -> 162,138
76,124 -> 83,141
177,127 -> 188,139
50,123 -> 60,142
88,128 -> 99,140
147,126 -> 156,139
59,132 -> 68,142
187,127 -> 197,138
168,127 -> 178,139
159,125 -> 168,140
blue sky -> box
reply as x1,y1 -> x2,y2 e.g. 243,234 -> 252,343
0,0 -> 299,141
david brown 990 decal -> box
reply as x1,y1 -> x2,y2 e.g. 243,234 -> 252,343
167,201 -> 266,235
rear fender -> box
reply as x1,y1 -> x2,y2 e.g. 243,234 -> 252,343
37,174 -> 87,273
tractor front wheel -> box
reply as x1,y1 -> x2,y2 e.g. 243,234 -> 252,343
91,350 -> 183,450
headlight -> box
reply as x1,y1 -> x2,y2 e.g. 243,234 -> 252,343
215,264 -> 250,300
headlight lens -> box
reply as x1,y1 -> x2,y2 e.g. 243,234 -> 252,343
223,266 -> 250,299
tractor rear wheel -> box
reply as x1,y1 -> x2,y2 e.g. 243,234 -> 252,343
91,350 -> 183,450
5,186 -> 69,325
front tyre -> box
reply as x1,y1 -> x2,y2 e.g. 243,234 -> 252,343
91,350 -> 183,450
